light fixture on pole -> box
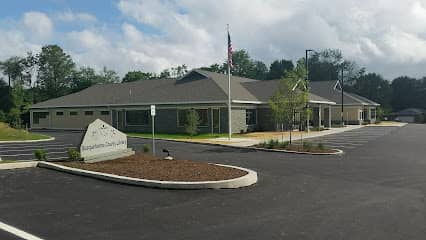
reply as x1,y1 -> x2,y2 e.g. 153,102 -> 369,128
305,49 -> 314,132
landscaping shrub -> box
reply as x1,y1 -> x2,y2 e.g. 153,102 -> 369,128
67,148 -> 81,161
34,149 -> 47,161
302,141 -> 312,150
279,141 -> 290,148
143,144 -> 151,153
267,139 -> 279,149
318,142 -> 325,150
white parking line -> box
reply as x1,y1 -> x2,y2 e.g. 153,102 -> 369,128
0,147 -> 72,153
0,143 -> 74,149
0,221 -> 44,240
1,151 -> 67,157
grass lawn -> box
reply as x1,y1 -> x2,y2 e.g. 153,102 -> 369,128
127,132 -> 244,140
0,160 -> 16,164
0,122 -> 50,141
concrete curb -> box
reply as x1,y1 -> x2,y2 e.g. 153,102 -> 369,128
249,147 -> 344,155
38,161 -> 258,189
129,136 -> 343,155
0,161 -> 38,170
0,137 -> 55,144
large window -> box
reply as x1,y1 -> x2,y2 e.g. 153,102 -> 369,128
56,112 -> 64,116
33,112 -> 49,124
246,109 -> 257,125
101,111 -> 110,116
177,109 -> 209,127
126,110 -> 150,126
371,109 -> 376,119
85,111 -> 93,116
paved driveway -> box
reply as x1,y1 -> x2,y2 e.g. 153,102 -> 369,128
2,124 -> 426,239
293,126 -> 400,151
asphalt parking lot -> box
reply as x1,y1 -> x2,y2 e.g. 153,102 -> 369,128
0,126 -> 399,161
2,124 -> 426,239
293,126 -> 400,151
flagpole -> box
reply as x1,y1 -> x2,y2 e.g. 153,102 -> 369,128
227,24 -> 232,140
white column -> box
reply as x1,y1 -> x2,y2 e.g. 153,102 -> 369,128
318,105 -> 322,129
328,106 -> 332,128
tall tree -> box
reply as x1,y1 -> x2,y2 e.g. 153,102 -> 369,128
122,71 -> 155,82
200,63 -> 224,73
250,61 -> 268,80
36,45 -> 75,99
351,73 -> 392,111
307,49 -> 360,82
0,56 -> 25,87
391,76 -> 424,111
70,67 -> 98,93
267,59 -> 294,80
98,66 -> 120,83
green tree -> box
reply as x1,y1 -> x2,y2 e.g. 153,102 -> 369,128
122,71 -> 155,82
308,49 -> 360,82
0,79 -> 13,114
391,76 -> 424,111
36,45 -> 75,99
251,61 -> 268,80
200,63 -> 224,73
98,66 -> 120,83
0,56 -> 26,87
351,73 -> 392,111
185,109 -> 200,137
267,59 -> 294,80
269,60 -> 308,143
70,67 -> 98,93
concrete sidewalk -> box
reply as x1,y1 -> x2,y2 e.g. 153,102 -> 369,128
195,125 -> 364,147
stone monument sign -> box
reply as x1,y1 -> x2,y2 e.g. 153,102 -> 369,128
80,119 -> 134,163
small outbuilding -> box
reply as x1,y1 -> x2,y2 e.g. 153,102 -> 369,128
390,108 -> 425,123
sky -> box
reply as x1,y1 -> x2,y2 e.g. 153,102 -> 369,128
1,0 -> 426,80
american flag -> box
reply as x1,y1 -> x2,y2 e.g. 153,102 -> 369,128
228,31 -> 233,68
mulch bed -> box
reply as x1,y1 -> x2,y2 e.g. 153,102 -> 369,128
59,154 -> 247,182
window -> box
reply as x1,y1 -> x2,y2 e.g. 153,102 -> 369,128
126,110 -> 149,125
101,111 -> 110,116
33,112 -> 48,124
85,111 -> 93,116
56,112 -> 64,116
177,109 -> 209,127
70,111 -> 78,116
246,109 -> 257,125
371,109 -> 376,119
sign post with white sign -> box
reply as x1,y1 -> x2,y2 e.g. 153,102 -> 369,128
151,105 -> 156,156
80,119 -> 134,163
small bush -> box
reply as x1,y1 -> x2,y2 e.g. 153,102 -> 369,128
318,142 -> 325,150
67,148 -> 81,161
279,141 -> 290,148
267,139 -> 279,149
34,149 -> 47,161
302,141 -> 312,150
143,144 -> 151,153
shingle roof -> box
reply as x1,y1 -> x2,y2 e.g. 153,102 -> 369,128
34,70 -> 376,109
391,108 -> 425,116
309,81 -> 380,106
242,80 -> 335,104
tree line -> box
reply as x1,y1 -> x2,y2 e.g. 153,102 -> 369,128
1,44 -> 425,127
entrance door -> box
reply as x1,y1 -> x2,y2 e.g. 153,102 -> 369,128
117,111 -> 124,130
212,108 -> 220,133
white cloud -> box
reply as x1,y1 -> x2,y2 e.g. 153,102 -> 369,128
56,10 -> 97,23
22,11 -> 53,40
2,1 -> 426,79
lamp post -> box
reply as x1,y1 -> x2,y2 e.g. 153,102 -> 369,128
341,67 -> 344,126
305,49 -> 314,132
